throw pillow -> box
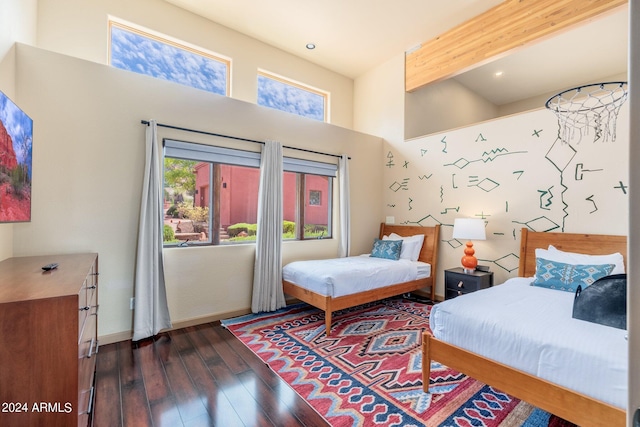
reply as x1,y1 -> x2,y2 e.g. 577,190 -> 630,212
532,258 -> 615,293
370,238 -> 402,260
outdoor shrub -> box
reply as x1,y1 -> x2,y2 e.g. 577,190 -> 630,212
283,220 -> 295,234
163,225 -> 175,242
228,223 -> 250,237
166,205 -> 180,218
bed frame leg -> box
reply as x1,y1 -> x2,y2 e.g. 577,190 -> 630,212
325,310 -> 332,336
422,331 -> 431,392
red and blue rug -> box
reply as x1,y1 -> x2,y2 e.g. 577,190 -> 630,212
222,297 -> 575,427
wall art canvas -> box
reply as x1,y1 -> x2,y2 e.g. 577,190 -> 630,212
0,91 -> 32,222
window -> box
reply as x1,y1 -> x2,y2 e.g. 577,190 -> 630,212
109,20 -> 230,95
257,71 -> 328,122
283,157 -> 335,240
163,139 -> 335,246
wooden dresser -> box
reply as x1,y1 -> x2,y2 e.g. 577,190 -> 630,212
0,253 -> 98,427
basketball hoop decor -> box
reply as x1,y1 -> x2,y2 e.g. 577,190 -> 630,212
545,81 -> 628,144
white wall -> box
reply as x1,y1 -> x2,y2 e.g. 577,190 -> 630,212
404,78 -> 499,140
386,106 -> 629,291
0,0 -> 37,261
355,37 -> 630,297
13,44 -> 382,342
35,0 -> 354,129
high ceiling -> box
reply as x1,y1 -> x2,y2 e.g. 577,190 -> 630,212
165,0 -> 628,105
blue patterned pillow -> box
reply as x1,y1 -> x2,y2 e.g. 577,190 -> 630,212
532,258 -> 615,292
370,238 -> 402,260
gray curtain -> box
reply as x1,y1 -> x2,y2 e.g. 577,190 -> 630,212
338,154 -> 351,257
251,140 -> 286,313
133,120 -> 172,341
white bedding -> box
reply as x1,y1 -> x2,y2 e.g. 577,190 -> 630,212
282,256 -> 431,298
430,277 -> 627,409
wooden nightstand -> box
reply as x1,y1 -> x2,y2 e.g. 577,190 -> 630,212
444,267 -> 493,299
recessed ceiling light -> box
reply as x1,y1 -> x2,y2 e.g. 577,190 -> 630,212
306,43 -> 316,50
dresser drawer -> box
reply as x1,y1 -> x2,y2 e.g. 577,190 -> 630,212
444,267 -> 493,299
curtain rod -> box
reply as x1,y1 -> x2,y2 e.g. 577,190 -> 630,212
141,120 -> 350,160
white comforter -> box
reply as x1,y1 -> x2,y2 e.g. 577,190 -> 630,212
282,256 -> 430,298
430,277 -> 627,409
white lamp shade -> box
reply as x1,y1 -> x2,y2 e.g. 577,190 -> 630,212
452,218 -> 486,241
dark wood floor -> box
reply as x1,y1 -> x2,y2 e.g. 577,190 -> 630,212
93,322 -> 330,427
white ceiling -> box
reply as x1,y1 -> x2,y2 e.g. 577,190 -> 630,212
165,0 -> 628,105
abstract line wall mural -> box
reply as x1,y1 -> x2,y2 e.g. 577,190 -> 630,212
383,103 -> 629,291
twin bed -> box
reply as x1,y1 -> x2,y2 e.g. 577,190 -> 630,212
281,224 -> 627,425
423,228 -> 627,426
282,223 -> 440,336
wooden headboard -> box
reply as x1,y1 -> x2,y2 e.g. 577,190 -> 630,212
519,228 -> 627,277
378,223 -> 441,267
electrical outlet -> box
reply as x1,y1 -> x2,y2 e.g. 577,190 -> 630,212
130,297 -> 135,310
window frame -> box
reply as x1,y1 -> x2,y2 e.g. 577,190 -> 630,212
257,69 -> 330,122
162,139 -> 336,247
108,17 -> 231,96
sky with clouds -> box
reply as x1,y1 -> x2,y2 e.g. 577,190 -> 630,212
111,26 -> 324,121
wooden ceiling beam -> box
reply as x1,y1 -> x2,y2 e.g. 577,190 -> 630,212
405,0 -> 628,92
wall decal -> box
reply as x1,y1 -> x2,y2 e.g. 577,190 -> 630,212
512,216 -> 560,232
440,207 -> 460,215
491,253 -> 520,273
445,148 -> 526,169
383,106 -> 628,288
389,178 -> 409,192
473,177 -> 499,192
614,181 -> 628,194
586,195 -> 598,213
386,151 -> 395,168
575,163 -> 603,180
538,187 -> 554,210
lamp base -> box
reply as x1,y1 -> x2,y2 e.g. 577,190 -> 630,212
460,241 -> 478,273
463,267 -> 476,274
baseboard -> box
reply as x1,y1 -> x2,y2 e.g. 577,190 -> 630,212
97,307 -> 253,345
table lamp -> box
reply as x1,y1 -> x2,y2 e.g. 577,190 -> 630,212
452,218 -> 486,273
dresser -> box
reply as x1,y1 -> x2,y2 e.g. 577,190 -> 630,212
0,253 -> 98,427
444,267 -> 493,299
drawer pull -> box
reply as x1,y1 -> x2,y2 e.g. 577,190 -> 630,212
80,386 -> 95,415
457,291 -> 462,296
457,281 -> 464,288
87,338 -> 99,358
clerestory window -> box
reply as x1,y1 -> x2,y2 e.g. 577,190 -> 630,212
257,71 -> 329,122
109,19 -> 230,96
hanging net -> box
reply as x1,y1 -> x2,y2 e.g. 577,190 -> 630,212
545,81 -> 628,144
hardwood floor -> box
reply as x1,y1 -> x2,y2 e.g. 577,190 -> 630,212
93,322 -> 330,427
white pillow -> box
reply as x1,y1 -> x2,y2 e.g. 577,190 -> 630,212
535,245 -> 625,275
384,233 -> 425,261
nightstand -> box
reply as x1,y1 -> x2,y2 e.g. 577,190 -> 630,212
444,267 -> 493,299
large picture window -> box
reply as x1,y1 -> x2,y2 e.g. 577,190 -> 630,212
257,71 -> 328,122
109,20 -> 230,96
163,140 -> 334,246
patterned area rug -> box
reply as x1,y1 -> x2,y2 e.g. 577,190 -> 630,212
222,298 -> 576,427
